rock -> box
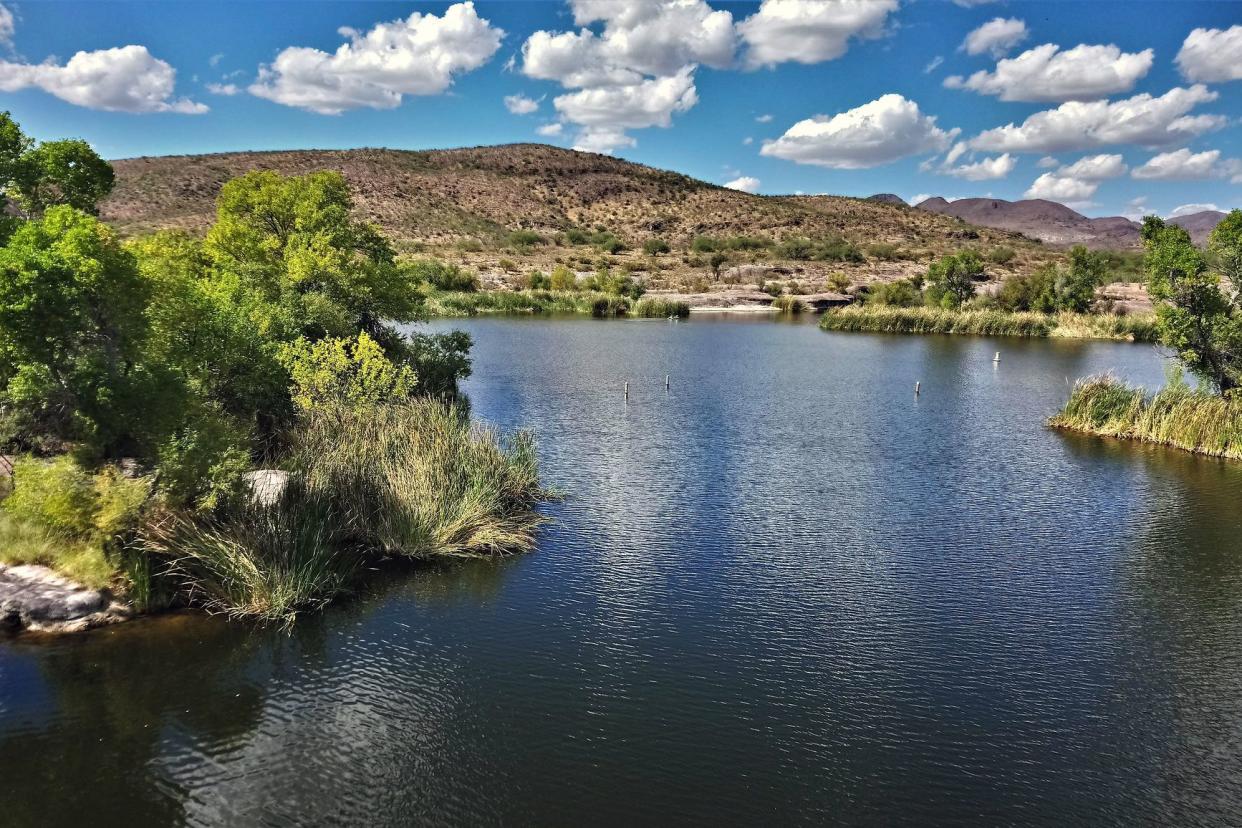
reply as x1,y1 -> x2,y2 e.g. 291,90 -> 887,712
243,469 -> 290,507
0,564 -> 130,634
799,292 -> 854,311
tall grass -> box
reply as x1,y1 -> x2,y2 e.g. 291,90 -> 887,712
425,289 -> 629,317
631,297 -> 691,318
291,400 -> 545,556
819,306 -> 1157,341
770,295 -> 805,314
1050,376 -> 1242,459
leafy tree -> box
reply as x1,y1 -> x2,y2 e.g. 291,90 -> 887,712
709,251 -> 729,281
1143,214 -> 1242,394
925,251 -> 984,308
549,264 -> 577,291
14,140 -> 115,215
1208,209 -> 1242,294
866,278 -> 921,307
280,332 -> 417,412
0,207 -> 159,454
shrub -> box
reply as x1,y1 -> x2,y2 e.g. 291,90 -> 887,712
866,242 -> 900,261
776,236 -> 814,260
771,295 -> 805,314
498,258 -> 517,272
564,228 -> 590,245
691,235 -> 719,253
279,332 -> 417,413
595,233 -> 626,254
827,272 -> 851,292
549,264 -> 577,291
643,238 -> 671,255
507,229 -> 544,248
632,297 -> 690,318
455,238 -> 484,252
725,235 -> 771,251
815,236 -> 865,263
525,270 -> 552,290
987,246 -> 1017,265
4,456 -> 98,538
405,259 -> 479,292
925,251 -> 985,308
865,279 -> 921,307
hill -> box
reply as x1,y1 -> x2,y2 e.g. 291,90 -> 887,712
101,144 -> 1051,291
914,196 -> 1230,250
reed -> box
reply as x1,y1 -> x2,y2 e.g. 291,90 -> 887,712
1050,376 -> 1242,459
631,297 -> 691,318
770,295 -> 805,314
819,306 -> 1156,341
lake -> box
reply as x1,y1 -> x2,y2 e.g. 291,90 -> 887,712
3,315 -> 1242,826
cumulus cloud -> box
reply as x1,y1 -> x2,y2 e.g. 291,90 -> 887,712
724,175 -> 761,193
553,66 -> 697,152
742,136 -> 753,145
755,113 -> 773,122
0,45 -> 207,113
970,85 -> 1223,153
943,152 -> 1016,180
962,18 -> 1028,58
504,94 -> 539,114
1036,155 -> 1059,168
207,82 -> 239,96
1121,196 -> 1149,221
1024,171 -> 1098,205
945,43 -> 1152,102
761,94 -> 955,169
1058,153 -> 1127,180
536,122 -> 563,137
1131,148 -> 1231,180
249,2 -> 503,114
739,0 -> 898,69
1169,202 -> 1220,218
1176,26 -> 1242,83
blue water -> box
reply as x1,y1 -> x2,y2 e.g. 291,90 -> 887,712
3,315 -> 1241,826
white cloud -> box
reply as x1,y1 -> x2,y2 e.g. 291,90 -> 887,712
1169,202 -> 1220,218
951,0 -> 998,6
504,93 -> 539,114
924,55 -> 943,74
1131,148 -> 1228,181
1121,196 -> 1149,221
742,136 -> 754,145
1036,155 -> 1059,168
970,85 -> 1223,153
944,152 -> 1016,180
208,53 -> 224,68
0,45 -> 207,113
1024,171 -> 1098,205
962,18 -> 1028,58
755,113 -> 773,122
250,2 -> 503,114
1058,153 -> 1126,180
761,93 -> 956,169
553,66 -> 697,152
724,175 -> 761,193
739,0 -> 897,69
0,4 -> 15,47
536,122 -> 563,136
207,82 -> 239,96
945,43 -> 1152,102
1176,26 -> 1242,83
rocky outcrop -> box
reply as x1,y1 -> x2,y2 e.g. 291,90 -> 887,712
0,564 -> 130,633
243,469 -> 290,507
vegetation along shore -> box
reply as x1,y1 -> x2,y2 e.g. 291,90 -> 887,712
0,115 -> 547,630
1050,210 -> 1242,459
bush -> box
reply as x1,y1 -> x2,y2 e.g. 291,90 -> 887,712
771,295 -> 805,314
4,456 -> 98,538
866,242 -> 900,261
455,237 -> 484,252
925,251 -> 985,308
643,238 -> 671,255
691,235 -> 719,253
525,270 -> 552,290
595,233 -> 626,254
987,246 -> 1017,265
564,228 -> 590,245
279,332 -> 417,413
815,236 -> 865,263
549,264 -> 578,291
865,279 -> 921,307
506,229 -> 544,248
776,236 -> 814,260
632,297 -> 690,318
827,272 -> 851,292
405,259 -> 479,292
725,235 -> 771,251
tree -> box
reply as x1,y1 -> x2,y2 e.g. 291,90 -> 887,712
925,251 -> 984,308
0,207 -> 155,453
0,113 -> 113,220
1057,245 -> 1106,313
1208,209 -> 1242,296
1143,214 -> 1242,394
709,251 -> 729,281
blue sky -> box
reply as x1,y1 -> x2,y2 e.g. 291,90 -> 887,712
1,1 -> 1239,219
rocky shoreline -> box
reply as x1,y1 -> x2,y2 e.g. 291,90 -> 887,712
0,564 -> 131,634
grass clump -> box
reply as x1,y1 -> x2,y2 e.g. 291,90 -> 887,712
1050,376 -> 1242,459
771,295 -> 805,314
819,306 -> 1156,341
632,297 -> 690,318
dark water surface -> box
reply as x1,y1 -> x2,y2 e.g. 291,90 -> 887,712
4,315 -> 1242,827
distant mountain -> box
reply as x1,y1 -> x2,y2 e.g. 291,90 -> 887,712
867,193 -> 907,205
913,196 -> 1233,250
1168,210 -> 1228,245
914,196 -> 1146,249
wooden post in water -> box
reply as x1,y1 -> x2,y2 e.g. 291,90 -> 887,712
993,351 -> 1001,363
915,381 -> 921,397
665,374 -> 670,392
624,381 -> 629,401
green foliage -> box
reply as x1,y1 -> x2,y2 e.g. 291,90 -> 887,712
154,404 -> 252,511
827,272 -> 851,292
1051,376 -> 1242,459
993,250 -> 1101,314
1143,213 -> 1242,394
820,305 -> 1156,341
525,270 -> 551,289
709,251 -> 729,280
866,242 -> 900,261
582,267 -> 645,299
0,113 -> 113,222
987,246 -> 1016,265
632,297 -> 690,318
406,258 -> 479,291
506,229 -> 544,248
771,295 -> 805,314
280,332 -> 417,413
549,264 -> 578,291
925,251 -> 984,308
814,236 -> 865,263
865,278 -> 921,307
776,236 -> 814,260
643,237 -> 671,255
3,455 -> 148,541
564,227 -> 590,245
691,235 -> 719,253
594,232 -> 625,254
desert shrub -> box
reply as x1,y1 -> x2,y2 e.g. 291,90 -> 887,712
987,246 -> 1017,265
525,270 -> 552,289
776,236 -> 814,260
827,272 -> 851,292
691,235 -> 719,253
406,259 -> 479,292
455,238 -> 484,252
866,279 -> 921,307
866,242 -> 900,260
815,236 -> 865,263
565,228 -> 590,245
643,238 -> 671,255
507,229 -> 544,248
771,295 -> 805,313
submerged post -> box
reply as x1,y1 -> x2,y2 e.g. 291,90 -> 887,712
915,381 -> 921,397
993,351 -> 1001,363
624,381 -> 629,401
665,374 -> 670,391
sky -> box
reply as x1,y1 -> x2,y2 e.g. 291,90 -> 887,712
0,0 -> 1239,219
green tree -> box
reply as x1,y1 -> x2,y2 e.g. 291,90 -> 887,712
925,251 -> 983,308
14,139 -> 115,215
280,332 -> 417,412
1208,209 -> 1242,293
1143,214 -> 1242,394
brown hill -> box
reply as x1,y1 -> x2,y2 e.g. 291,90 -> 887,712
915,196 -> 1144,249
101,144 -> 1050,290
1168,210 -> 1228,245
